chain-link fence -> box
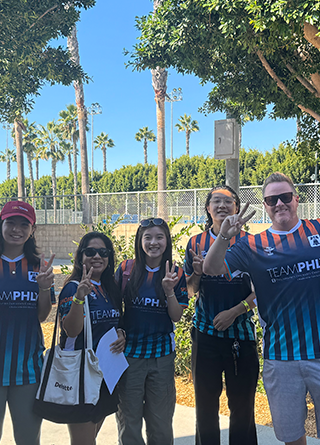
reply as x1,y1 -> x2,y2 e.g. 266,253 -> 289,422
2,183 -> 320,224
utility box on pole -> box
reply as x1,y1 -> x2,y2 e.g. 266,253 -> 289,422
214,119 -> 240,194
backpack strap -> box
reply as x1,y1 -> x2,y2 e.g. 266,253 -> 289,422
121,259 -> 135,294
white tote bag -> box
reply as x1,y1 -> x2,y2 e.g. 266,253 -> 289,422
34,294 -> 103,423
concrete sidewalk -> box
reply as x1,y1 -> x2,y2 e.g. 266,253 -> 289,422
2,404 -> 319,444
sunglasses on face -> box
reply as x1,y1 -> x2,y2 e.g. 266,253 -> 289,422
82,247 -> 110,258
264,192 -> 293,207
140,218 -> 164,227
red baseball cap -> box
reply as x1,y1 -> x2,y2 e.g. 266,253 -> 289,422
1,201 -> 36,225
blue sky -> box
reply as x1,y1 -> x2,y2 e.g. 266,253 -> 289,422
0,0 -> 297,181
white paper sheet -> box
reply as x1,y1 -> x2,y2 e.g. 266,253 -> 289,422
96,327 -> 129,394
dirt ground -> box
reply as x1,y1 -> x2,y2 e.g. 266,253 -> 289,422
42,272 -> 317,438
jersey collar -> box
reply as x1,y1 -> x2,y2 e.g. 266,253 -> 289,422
1,253 -> 25,263
145,265 -> 160,272
268,219 -> 302,235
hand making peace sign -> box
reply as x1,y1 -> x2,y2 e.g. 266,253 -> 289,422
36,254 -> 55,290
219,202 -> 256,240
162,260 -> 179,297
189,242 -> 204,277
76,264 -> 94,301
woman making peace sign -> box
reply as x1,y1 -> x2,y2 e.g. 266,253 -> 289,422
58,232 -> 125,445
116,218 -> 188,445
0,201 -> 55,445
184,186 -> 259,445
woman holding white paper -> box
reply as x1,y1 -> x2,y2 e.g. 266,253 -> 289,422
58,232 -> 125,445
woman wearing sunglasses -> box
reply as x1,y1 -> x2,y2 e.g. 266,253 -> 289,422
184,186 -> 259,445
58,232 -> 125,445
115,217 -> 188,445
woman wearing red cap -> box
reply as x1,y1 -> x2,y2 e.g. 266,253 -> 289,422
0,201 -> 54,445
184,186 -> 259,445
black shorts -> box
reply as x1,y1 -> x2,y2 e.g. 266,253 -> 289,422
91,380 -> 119,424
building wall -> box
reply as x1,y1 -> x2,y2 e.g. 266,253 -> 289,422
35,222 -> 271,259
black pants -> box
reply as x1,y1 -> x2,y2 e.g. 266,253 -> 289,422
191,328 -> 259,445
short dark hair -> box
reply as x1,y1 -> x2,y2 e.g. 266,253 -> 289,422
262,172 -> 297,196
204,185 -> 240,231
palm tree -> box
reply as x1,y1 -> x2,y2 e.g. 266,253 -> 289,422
135,127 -> 156,165
35,121 -> 65,223
94,132 -> 115,173
22,119 -> 37,207
60,140 -> 73,174
14,119 -> 26,199
152,1 -> 168,219
175,114 -> 199,156
67,27 -> 90,223
33,146 -> 41,181
0,149 -> 16,180
58,104 -> 79,210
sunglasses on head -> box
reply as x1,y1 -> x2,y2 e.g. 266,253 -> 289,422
140,218 -> 164,227
264,192 -> 293,207
82,247 -> 110,258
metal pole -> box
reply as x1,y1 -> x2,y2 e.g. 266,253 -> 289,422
225,114 -> 240,195
62,190 -> 65,224
44,196 -> 47,225
91,112 -> 94,182
165,88 -> 183,164
170,101 -> 173,164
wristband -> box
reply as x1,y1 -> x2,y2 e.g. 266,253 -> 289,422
219,233 -> 231,241
39,286 -> 52,292
194,272 -> 202,277
73,295 -> 85,305
117,328 -> 126,339
166,293 -> 175,299
241,300 -> 251,312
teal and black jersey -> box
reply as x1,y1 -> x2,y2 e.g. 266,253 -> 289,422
0,254 -> 43,387
116,262 -> 188,359
58,280 -> 121,351
225,219 -> 320,360
184,230 -> 255,341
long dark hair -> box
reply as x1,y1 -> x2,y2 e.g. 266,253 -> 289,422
204,185 -> 240,231
125,218 -> 172,306
67,232 -> 122,312
0,220 -> 40,266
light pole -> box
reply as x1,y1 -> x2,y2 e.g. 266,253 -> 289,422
87,103 -> 102,183
166,88 -> 183,163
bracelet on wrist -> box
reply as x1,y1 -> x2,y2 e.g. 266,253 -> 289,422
73,295 -> 85,305
117,328 -> 126,339
241,300 -> 251,312
193,272 -> 202,277
39,286 -> 52,292
166,293 -> 175,299
219,233 -> 231,241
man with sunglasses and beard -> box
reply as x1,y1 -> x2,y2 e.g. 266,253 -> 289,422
203,172 -> 320,445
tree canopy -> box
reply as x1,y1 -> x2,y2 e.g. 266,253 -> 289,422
129,0 -> 320,146
0,0 -> 95,121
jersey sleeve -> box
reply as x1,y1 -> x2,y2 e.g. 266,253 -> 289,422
183,237 -> 194,277
224,238 -> 251,281
58,281 -> 79,321
174,266 -> 189,307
